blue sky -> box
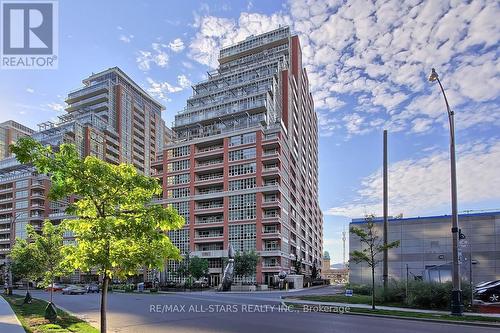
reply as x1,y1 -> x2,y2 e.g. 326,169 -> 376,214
1,0 -> 499,264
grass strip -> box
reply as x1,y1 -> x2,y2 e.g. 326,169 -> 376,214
2,294 -> 98,333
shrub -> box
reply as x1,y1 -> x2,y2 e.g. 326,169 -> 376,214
345,283 -> 372,295
375,280 -> 406,303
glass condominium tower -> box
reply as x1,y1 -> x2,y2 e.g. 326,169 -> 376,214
153,27 -> 323,285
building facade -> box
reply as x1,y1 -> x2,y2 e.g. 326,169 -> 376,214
153,27 -> 323,285
321,251 -> 348,284
349,212 -> 500,285
0,67 -> 166,267
0,121 -> 34,159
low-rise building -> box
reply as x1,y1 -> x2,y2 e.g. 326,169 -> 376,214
349,212 -> 500,285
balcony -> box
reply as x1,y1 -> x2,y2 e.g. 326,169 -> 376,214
195,202 -> 224,212
195,215 -> 224,225
195,173 -> 224,183
196,187 -> 223,196
190,250 -> 227,258
195,145 -> 224,157
195,159 -> 224,171
66,81 -> 109,104
31,181 -> 45,189
0,238 -> 10,243
262,197 -> 280,208
65,92 -> 108,112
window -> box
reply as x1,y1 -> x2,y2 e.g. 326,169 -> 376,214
229,132 -> 256,146
167,159 -> 190,172
167,173 -> 190,185
16,180 -> 28,188
228,178 -> 256,191
229,223 -> 256,252
170,201 -> 189,222
15,200 -> 28,209
229,193 -> 256,221
167,228 -> 189,255
228,162 -> 256,176
229,148 -> 256,161
15,190 -> 28,199
167,146 -> 190,158
167,187 -> 190,199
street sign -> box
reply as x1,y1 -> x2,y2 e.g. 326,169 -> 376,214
345,289 -> 353,297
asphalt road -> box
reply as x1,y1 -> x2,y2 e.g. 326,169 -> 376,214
15,287 -> 497,333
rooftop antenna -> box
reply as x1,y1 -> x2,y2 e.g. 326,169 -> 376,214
342,226 -> 346,268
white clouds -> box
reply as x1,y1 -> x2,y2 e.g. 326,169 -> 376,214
26,88 -> 34,93
189,0 -> 500,137
46,102 -> 64,112
146,76 -> 191,101
119,34 -> 134,43
189,13 -> 291,67
136,43 -> 169,71
326,140 -> 500,218
177,74 -> 191,89
168,38 -> 185,52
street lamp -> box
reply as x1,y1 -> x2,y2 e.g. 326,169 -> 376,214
428,68 -> 463,316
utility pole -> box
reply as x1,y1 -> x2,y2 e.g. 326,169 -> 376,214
383,130 -> 388,291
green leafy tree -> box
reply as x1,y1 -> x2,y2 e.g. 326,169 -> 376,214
350,215 -> 400,309
25,221 -> 67,320
188,256 -> 209,280
311,261 -> 318,279
234,251 -> 259,283
293,256 -> 302,275
11,138 -> 184,333
9,237 -> 43,303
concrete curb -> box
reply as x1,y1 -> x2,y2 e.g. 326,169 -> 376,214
282,301 -> 500,328
0,295 -> 26,333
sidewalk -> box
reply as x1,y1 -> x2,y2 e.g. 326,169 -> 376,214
282,298 -> 500,318
0,296 -> 25,333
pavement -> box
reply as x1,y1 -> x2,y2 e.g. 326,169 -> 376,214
12,287 -> 500,333
283,297 -> 500,318
0,295 -> 25,333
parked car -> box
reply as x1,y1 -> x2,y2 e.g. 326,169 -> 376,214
62,285 -> 87,295
193,278 -> 208,288
86,284 -> 100,293
475,283 -> 500,303
475,280 -> 500,291
45,283 -> 64,292
164,280 -> 176,288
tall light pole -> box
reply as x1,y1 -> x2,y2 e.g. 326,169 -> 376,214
428,68 -> 463,316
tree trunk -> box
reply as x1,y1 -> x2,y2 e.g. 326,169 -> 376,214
371,265 -> 375,310
100,274 -> 109,333
50,276 -> 54,303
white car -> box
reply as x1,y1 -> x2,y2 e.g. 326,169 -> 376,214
62,285 -> 87,295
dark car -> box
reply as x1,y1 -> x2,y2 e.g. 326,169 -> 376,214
475,283 -> 500,303
475,280 -> 500,291
86,284 -> 100,293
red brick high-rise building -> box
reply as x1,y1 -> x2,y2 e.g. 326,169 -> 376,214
153,27 -> 323,285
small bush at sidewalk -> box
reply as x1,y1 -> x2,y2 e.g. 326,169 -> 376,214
334,281 -> 473,310
345,283 -> 372,295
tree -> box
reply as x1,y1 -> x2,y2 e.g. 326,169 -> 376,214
11,138 -> 184,333
25,221 -> 67,320
350,215 -> 400,309
188,256 -> 209,280
9,238 -> 43,303
234,251 -> 259,283
311,261 -> 318,279
293,256 -> 302,275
